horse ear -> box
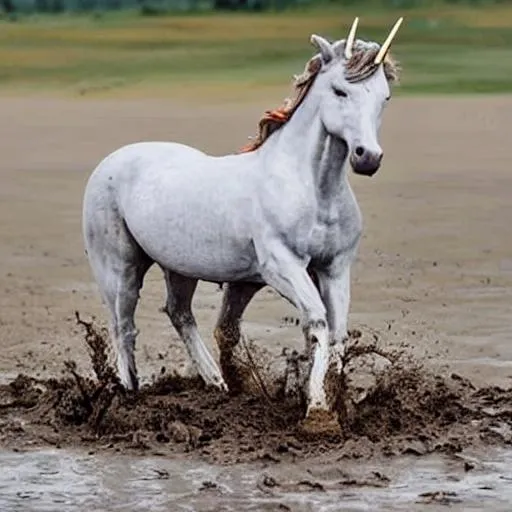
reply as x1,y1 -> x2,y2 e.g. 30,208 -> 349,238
310,34 -> 335,65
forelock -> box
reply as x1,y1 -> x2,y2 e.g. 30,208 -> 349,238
330,38 -> 401,84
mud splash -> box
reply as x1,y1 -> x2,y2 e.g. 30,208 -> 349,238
0,313 -> 511,464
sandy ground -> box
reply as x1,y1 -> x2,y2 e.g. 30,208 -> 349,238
0,94 -> 510,388
0,94 -> 511,510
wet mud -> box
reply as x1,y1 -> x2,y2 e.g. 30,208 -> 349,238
1,313 -> 511,466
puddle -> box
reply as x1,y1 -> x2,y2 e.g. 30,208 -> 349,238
1,447 -> 512,511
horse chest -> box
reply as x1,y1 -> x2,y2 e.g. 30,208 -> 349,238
307,202 -> 363,261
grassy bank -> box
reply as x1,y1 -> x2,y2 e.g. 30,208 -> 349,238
0,4 -> 511,99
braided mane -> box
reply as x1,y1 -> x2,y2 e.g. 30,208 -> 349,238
239,42 -> 400,154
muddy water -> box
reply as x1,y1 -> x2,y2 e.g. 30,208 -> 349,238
1,447 -> 512,511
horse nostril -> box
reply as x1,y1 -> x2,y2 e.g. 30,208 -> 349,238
355,146 -> 365,157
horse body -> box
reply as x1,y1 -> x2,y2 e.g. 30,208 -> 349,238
82,18 -> 402,432
85,142 -> 264,283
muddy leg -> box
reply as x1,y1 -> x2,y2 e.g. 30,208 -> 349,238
164,269 -> 227,391
256,244 -> 341,434
316,263 -> 351,370
87,250 -> 151,391
114,265 -> 152,391
214,282 -> 263,392
89,260 -> 150,391
309,263 -> 352,427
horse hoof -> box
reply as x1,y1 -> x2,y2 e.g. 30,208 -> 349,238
208,375 -> 229,393
297,408 -> 342,438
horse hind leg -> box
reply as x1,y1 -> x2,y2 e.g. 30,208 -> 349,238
213,282 -> 263,392
84,213 -> 152,391
163,269 -> 227,391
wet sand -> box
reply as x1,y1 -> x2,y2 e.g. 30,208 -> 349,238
1,447 -> 512,511
0,95 -> 511,509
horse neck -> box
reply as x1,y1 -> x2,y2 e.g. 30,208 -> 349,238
258,89 -> 350,197
316,134 -> 350,203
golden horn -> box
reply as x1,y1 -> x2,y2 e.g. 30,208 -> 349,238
344,17 -> 359,59
374,17 -> 403,65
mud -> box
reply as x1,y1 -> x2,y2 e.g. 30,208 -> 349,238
1,313 -> 511,466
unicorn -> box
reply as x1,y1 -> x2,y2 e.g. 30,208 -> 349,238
82,17 -> 402,431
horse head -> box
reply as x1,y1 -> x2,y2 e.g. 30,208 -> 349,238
310,17 -> 402,176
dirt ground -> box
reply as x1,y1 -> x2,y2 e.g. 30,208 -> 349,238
0,95 -> 511,466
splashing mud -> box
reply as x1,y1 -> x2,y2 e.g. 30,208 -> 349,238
0,313 -> 511,464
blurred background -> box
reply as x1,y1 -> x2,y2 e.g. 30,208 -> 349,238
0,0 -> 511,99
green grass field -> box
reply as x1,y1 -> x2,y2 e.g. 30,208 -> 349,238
0,4 -> 511,98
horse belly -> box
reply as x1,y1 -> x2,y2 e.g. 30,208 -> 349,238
155,229 -> 258,282
125,195 -> 258,282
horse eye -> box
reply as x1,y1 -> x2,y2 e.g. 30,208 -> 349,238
385,96 -> 391,102
333,87 -> 347,98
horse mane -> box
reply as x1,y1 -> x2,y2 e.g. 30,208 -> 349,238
239,42 -> 400,154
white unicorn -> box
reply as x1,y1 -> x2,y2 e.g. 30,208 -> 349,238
82,17 -> 403,432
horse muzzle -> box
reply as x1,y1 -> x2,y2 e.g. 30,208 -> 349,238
350,146 -> 383,177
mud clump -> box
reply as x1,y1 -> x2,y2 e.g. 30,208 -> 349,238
339,364 -> 476,457
0,315 -> 512,464
347,366 -> 469,440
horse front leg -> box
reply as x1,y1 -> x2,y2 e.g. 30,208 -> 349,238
256,244 -> 341,434
315,257 -> 352,372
